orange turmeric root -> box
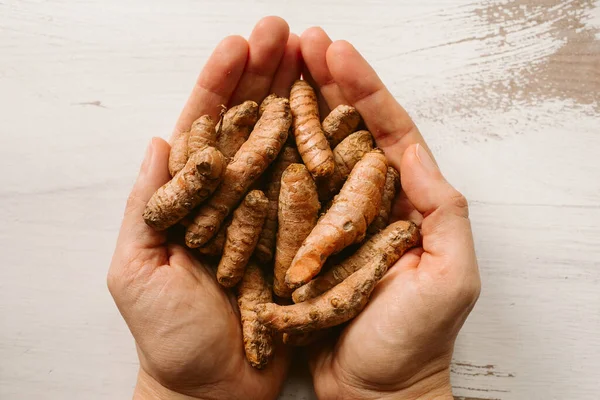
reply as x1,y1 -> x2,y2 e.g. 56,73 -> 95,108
292,220 -> 420,303
318,130 -> 374,201
168,130 -> 190,177
367,167 -> 401,235
216,100 -> 259,160
188,115 -> 217,156
256,252 -> 392,333
217,190 -> 269,287
259,94 -> 278,118
322,105 -> 362,148
290,80 -> 335,179
185,97 -> 291,248
237,261 -> 273,369
143,147 -> 226,231
254,144 -> 302,263
285,149 -> 388,288
197,217 -> 231,257
273,164 -> 320,298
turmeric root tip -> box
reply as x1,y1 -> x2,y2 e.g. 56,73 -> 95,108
188,115 -> 217,157
322,104 -> 362,148
216,100 -> 259,161
367,166 -> 401,235
168,130 -> 190,177
237,261 -> 274,369
143,146 -> 226,231
292,220 -> 420,303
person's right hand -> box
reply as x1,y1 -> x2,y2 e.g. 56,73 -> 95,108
107,17 -> 302,400
300,28 -> 481,399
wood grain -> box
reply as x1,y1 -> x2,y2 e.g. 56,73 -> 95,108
0,0 -> 598,399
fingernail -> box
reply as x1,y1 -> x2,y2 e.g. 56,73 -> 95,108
140,139 -> 154,174
415,144 -> 438,173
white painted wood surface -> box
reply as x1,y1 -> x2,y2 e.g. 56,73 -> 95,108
1,0 -> 599,399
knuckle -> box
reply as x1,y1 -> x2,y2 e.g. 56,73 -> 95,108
448,190 -> 469,218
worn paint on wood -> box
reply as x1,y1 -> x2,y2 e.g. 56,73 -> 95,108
0,0 -> 599,399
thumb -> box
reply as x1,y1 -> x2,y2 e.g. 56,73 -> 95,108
116,137 -> 171,253
400,144 -> 475,265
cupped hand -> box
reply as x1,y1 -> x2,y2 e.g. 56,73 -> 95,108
300,28 -> 481,400
107,17 -> 302,400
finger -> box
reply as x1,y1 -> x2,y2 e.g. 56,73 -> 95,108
116,138 -> 171,253
229,16 -> 290,106
400,144 -> 476,271
300,27 -> 347,116
326,40 -> 434,172
269,33 -> 302,97
172,35 -> 249,141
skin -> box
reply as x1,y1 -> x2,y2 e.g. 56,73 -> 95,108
109,19 -> 481,400
299,27 -> 480,400
108,17 -> 299,400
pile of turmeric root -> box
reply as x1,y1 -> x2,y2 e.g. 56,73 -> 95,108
143,80 -> 420,369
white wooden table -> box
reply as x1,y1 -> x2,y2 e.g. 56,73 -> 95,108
1,1 -> 599,399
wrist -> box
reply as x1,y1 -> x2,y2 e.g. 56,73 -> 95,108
133,369 -> 204,400
383,368 -> 453,400
334,368 -> 453,400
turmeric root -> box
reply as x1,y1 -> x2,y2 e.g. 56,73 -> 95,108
292,220 -> 419,303
285,149 -> 388,288
216,100 -> 259,160
259,94 -> 278,118
217,190 -> 269,287
254,144 -> 302,263
237,261 -> 273,369
143,147 -> 226,231
322,105 -> 362,148
256,253 -> 391,334
185,97 -> 291,248
197,217 -> 231,257
367,167 -> 401,235
168,130 -> 190,177
290,80 -> 335,179
273,164 -> 320,298
188,115 -> 217,156
318,130 -> 374,201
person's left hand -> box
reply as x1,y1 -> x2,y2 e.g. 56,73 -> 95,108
108,17 -> 302,400
298,28 -> 480,400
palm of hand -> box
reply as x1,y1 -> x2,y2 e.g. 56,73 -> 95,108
313,241 -> 474,395
112,245 -> 287,399
312,200 -> 479,398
